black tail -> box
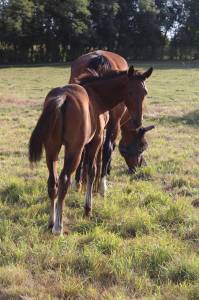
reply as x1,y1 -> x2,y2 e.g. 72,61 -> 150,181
29,91 -> 67,163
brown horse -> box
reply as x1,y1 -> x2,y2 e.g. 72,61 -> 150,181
29,66 -> 150,235
119,124 -> 155,173
70,50 -> 153,195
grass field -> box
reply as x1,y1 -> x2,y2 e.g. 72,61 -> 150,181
0,62 -> 199,300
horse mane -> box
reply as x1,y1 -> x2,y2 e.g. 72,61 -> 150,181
78,70 -> 127,85
79,69 -> 145,85
87,54 -> 112,76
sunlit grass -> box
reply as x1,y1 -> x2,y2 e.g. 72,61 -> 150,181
0,62 -> 199,299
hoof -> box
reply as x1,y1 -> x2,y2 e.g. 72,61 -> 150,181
52,225 -> 63,236
98,177 -> 107,197
48,222 -> 54,230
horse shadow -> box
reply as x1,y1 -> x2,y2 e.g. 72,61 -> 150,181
156,109 -> 199,128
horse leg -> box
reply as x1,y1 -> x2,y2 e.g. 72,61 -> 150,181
52,148 -> 83,235
99,138 -> 112,196
74,148 -> 85,192
47,160 -> 59,229
107,142 -> 116,175
84,137 -> 103,216
45,145 -> 61,229
94,145 -> 103,192
99,118 -> 120,196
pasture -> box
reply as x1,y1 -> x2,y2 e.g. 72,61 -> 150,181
0,62 -> 199,299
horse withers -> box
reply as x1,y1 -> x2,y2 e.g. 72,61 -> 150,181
29,66 -> 150,235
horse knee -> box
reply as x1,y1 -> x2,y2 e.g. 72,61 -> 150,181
88,163 -> 96,179
58,173 -> 71,199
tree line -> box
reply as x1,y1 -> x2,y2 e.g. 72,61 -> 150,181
0,0 -> 198,64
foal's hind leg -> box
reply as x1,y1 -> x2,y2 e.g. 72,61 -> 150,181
52,148 -> 83,235
46,146 -> 61,229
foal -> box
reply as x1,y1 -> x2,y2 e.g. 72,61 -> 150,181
29,66 -> 149,235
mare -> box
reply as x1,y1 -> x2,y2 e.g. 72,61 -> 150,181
70,50 -> 153,195
29,66 -> 149,235
119,124 -> 155,173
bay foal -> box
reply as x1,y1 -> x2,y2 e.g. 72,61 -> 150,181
29,66 -> 150,235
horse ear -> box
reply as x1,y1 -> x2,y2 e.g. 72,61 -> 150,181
143,67 -> 153,80
143,125 -> 155,133
128,65 -> 135,77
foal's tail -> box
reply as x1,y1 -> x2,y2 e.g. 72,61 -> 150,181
29,91 -> 66,163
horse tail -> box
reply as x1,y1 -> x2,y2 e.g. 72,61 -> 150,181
29,89 -> 67,163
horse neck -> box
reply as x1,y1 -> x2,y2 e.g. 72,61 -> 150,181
121,121 -> 137,145
84,73 -> 128,112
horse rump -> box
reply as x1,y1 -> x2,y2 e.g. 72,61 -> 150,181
29,91 -> 66,163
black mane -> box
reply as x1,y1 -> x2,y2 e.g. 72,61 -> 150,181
87,54 -> 112,75
79,70 -> 127,85
79,69 -> 145,85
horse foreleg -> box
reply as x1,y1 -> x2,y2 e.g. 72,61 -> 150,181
99,120 -> 119,196
99,138 -> 113,197
74,148 -> 85,192
84,164 -> 96,217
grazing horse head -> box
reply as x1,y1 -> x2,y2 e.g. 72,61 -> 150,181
125,66 -> 153,128
78,66 -> 153,126
119,125 -> 155,173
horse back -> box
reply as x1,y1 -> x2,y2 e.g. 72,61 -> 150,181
57,84 -> 96,148
69,50 -> 128,83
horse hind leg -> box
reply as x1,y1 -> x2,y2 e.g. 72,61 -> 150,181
52,148 -> 84,235
46,147 -> 61,229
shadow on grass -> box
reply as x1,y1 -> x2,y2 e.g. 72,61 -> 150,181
153,109 -> 199,128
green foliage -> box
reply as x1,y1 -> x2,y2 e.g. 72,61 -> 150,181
0,0 -> 197,63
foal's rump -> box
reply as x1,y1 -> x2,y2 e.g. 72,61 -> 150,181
29,84 -> 91,163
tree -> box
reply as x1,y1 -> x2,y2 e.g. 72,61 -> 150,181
0,0 -> 34,62
89,0 -> 119,50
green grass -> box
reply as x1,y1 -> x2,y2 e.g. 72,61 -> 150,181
0,61 -> 199,299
